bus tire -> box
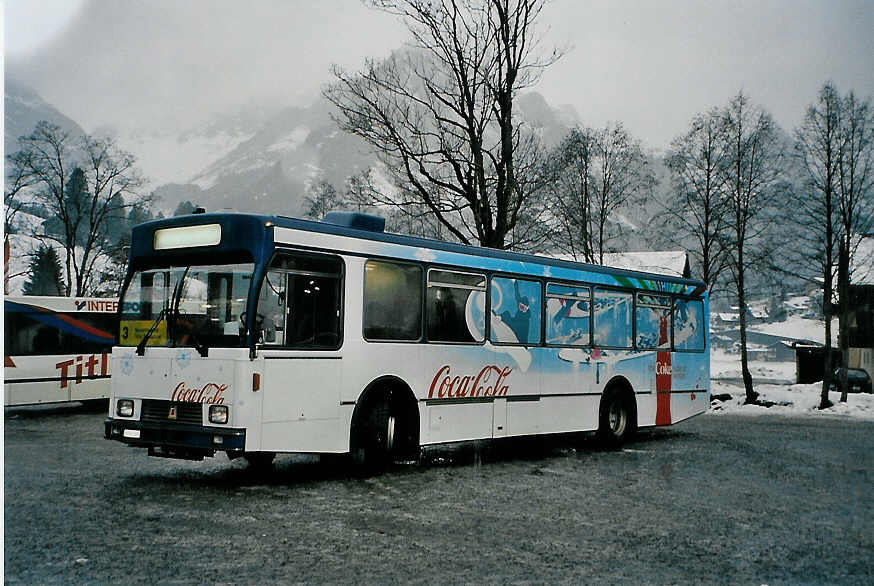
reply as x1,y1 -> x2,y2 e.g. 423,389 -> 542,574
597,386 -> 636,448
244,451 -> 275,469
352,399 -> 396,474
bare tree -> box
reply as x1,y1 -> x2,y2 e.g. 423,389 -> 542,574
661,108 -> 732,294
324,0 -> 560,250
722,91 -> 785,405
338,167 -> 449,240
304,180 -> 344,220
590,123 -> 654,264
835,91 -> 874,401
4,160 -> 34,235
547,123 -> 654,264
790,83 -> 842,407
344,168 -> 385,214
4,161 -> 36,292
546,126 -> 598,262
837,92 -> 874,264
6,121 -> 148,296
789,83 -> 874,406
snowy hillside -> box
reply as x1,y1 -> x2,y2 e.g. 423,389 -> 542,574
5,214 -> 46,296
100,122 -> 258,188
183,99 -> 376,215
4,79 -> 86,158
94,102 -> 291,188
173,90 -> 584,216
748,315 -> 837,345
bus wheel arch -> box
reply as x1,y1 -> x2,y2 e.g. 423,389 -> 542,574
597,377 -> 637,447
350,376 -> 420,468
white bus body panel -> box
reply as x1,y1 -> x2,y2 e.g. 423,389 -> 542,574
4,353 -> 111,405
260,352 -> 345,453
111,347 -> 264,448
5,296 -> 116,406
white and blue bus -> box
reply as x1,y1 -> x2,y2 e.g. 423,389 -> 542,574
5,296 -> 117,406
104,211 -> 709,467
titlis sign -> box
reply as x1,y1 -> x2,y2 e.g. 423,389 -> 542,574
428,364 -> 512,399
171,382 -> 228,404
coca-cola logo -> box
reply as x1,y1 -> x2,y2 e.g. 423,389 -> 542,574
428,364 -> 512,399
656,361 -> 672,376
171,382 -> 228,404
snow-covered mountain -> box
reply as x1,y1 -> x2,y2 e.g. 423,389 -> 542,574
5,80 -> 587,221
184,98 -> 378,216
170,91 -> 583,217
4,78 -> 87,157
92,103 -> 282,190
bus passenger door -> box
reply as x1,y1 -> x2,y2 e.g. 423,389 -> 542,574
488,276 -> 542,437
257,260 -> 345,453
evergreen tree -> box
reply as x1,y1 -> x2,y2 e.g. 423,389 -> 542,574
22,245 -> 64,296
173,200 -> 197,216
42,166 -> 89,247
66,166 -> 89,247
7,121 -> 149,296
304,181 -> 343,220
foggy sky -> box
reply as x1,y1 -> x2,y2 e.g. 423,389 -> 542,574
6,0 -> 874,150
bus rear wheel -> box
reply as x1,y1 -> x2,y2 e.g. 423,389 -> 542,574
597,388 -> 635,448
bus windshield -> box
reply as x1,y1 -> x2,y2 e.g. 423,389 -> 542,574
119,263 -> 254,349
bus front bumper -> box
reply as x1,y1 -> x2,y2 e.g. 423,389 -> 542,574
104,418 -> 246,458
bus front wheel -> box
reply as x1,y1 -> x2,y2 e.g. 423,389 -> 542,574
352,399 -> 396,473
244,451 -> 275,469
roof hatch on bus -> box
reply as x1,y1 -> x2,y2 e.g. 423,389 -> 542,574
322,211 -> 385,233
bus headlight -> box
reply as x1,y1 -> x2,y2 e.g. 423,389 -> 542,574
209,405 -> 229,424
116,399 -> 134,418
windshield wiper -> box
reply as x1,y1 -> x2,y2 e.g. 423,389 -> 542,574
188,329 -> 209,357
166,267 -> 188,344
166,266 -> 209,357
135,267 -> 211,357
136,307 -> 169,356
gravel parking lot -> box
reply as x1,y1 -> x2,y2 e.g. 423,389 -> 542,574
5,406 -> 873,584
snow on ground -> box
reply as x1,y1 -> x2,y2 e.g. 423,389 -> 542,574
747,314 -> 837,345
711,348 -> 796,381
709,349 -> 874,421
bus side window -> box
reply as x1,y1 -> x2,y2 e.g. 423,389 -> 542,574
61,313 -> 115,354
5,311 -> 46,356
593,288 -> 633,348
636,293 -> 672,349
490,277 -> 542,346
259,271 -> 286,344
426,269 -> 486,343
545,283 -> 591,346
269,253 -> 343,348
33,326 -> 60,353
363,260 -> 422,341
674,298 -> 704,350
6,308 -> 112,356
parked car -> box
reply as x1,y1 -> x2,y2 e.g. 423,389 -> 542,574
829,368 -> 873,394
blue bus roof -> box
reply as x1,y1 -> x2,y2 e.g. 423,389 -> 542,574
129,212 -> 706,293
